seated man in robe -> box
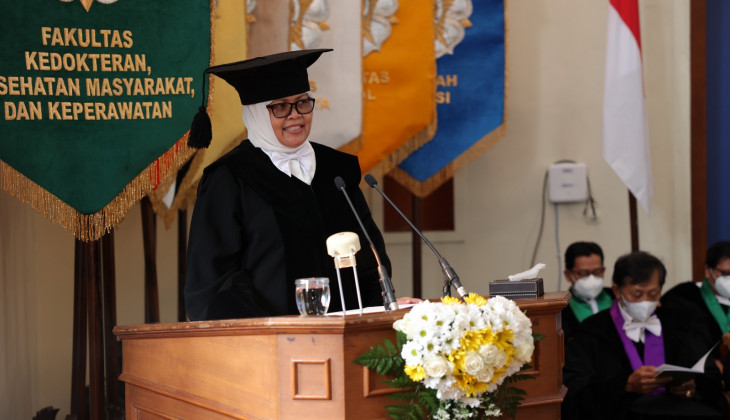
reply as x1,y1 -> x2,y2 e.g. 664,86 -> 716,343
662,240 -> 730,389
560,241 -> 614,340
562,251 -> 724,420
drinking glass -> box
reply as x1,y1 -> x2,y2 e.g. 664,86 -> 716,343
295,277 -> 330,315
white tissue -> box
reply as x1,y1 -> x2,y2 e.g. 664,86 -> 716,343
508,263 -> 546,281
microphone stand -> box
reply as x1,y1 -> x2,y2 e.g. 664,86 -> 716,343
364,174 -> 468,300
334,177 -> 399,311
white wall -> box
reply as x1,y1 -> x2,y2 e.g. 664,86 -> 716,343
384,0 -> 691,300
0,0 -> 690,417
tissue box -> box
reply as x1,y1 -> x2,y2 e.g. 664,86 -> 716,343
489,278 -> 544,299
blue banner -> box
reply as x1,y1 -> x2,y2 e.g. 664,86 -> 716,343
395,0 -> 505,196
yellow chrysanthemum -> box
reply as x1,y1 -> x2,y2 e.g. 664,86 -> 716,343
464,293 -> 488,306
453,370 -> 489,397
493,329 -> 515,359
441,296 -> 461,305
459,328 -> 492,353
404,365 -> 426,382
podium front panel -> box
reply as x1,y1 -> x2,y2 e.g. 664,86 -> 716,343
115,292 -> 570,419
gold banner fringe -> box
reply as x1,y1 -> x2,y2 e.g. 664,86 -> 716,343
372,115 -> 438,177
149,130 -> 246,229
0,137 -> 196,242
145,0 -> 222,228
387,0 -> 509,198
0,0 -> 216,241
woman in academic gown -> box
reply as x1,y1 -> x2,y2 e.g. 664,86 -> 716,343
184,49 -> 409,321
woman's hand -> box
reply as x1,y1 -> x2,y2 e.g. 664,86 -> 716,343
396,297 -> 423,305
625,365 -> 672,394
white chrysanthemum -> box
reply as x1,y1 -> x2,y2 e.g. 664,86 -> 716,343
423,355 -> 452,378
465,304 -> 487,331
504,361 -> 523,377
432,303 -> 457,324
401,340 -> 425,367
408,316 -> 438,347
483,310 -> 504,332
391,294 -> 534,409
451,310 -> 471,336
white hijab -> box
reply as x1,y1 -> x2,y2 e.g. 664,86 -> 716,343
242,98 -> 316,184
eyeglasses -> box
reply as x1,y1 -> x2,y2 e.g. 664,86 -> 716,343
571,267 -> 605,278
711,268 -> 730,278
266,97 -> 315,118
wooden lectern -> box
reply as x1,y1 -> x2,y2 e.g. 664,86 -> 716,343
114,291 -> 569,419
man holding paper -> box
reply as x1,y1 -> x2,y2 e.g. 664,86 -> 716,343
562,251 -> 723,419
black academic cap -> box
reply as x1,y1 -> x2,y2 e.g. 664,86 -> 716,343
188,48 -> 332,149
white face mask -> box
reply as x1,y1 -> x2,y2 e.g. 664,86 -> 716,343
622,298 -> 658,322
712,273 -> 730,299
573,275 -> 604,300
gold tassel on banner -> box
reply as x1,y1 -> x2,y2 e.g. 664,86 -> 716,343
371,116 -> 438,180
0,137 -> 196,242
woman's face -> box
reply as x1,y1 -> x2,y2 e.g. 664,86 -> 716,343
268,93 -> 313,148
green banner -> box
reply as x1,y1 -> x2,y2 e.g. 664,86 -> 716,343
0,0 -> 210,238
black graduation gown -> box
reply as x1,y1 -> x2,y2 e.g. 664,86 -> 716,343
661,281 -> 730,389
561,287 -> 615,341
184,140 -> 390,321
562,307 -> 724,420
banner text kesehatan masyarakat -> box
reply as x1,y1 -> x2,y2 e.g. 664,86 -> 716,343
0,76 -> 193,97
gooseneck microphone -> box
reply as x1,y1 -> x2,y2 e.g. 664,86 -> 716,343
364,174 -> 468,300
334,176 -> 399,311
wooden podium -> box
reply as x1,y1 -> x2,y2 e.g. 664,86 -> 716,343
113,291 -> 569,419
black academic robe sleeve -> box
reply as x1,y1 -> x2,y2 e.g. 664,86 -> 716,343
185,164 -> 275,320
562,308 -> 725,420
662,282 -> 730,391
562,311 -> 637,420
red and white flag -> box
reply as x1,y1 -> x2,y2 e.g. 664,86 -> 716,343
603,0 -> 653,213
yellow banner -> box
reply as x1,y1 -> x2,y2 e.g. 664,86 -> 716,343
358,0 -> 437,174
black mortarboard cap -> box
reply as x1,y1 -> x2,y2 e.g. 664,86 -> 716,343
188,48 -> 332,149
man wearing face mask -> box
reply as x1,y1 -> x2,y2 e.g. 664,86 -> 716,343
561,242 -> 615,340
562,251 -> 724,420
661,241 -> 730,390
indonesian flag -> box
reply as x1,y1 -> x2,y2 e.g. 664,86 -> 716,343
603,0 -> 653,213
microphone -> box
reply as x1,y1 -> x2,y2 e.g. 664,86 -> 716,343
334,176 -> 399,311
364,174 -> 468,300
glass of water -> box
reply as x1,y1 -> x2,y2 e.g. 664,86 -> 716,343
295,277 -> 330,315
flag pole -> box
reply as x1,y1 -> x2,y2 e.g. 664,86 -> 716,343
629,191 -> 639,252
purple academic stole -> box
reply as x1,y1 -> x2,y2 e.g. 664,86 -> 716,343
609,300 -> 665,394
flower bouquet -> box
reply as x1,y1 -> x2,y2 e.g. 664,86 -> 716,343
355,293 -> 537,419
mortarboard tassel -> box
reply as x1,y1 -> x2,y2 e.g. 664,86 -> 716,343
188,106 -> 212,149
187,70 -> 212,149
